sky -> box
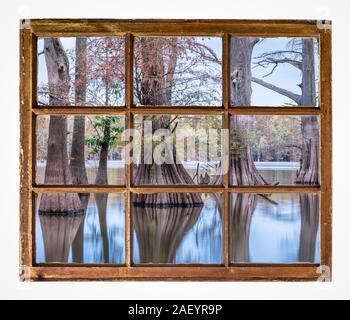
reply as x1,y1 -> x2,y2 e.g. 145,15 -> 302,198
38,36 -> 319,106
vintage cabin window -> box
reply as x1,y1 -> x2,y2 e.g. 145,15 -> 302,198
20,19 -> 332,281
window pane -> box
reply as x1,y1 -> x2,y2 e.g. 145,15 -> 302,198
35,193 -> 125,264
132,193 -> 222,264
133,114 -> 224,185
36,115 -> 125,185
134,36 -> 222,106
231,193 -> 320,263
231,37 -> 319,106
37,37 -> 125,106
230,115 -> 320,185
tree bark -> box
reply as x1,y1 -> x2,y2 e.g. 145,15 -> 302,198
39,38 -> 83,214
70,38 -> 90,262
295,39 -> 319,184
230,38 -> 268,185
95,126 -> 110,185
70,38 -> 89,185
139,38 -> 168,106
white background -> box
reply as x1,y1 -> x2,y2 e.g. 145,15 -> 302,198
0,0 -> 349,300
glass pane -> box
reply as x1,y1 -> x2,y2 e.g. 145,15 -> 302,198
36,115 -> 125,185
37,37 -> 125,106
133,115 -> 224,185
35,193 -> 125,264
134,36 -> 222,106
230,115 -> 320,185
231,193 -> 320,263
231,37 -> 319,106
132,193 -> 222,264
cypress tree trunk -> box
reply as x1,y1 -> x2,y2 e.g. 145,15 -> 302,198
134,38 -> 202,206
295,39 -> 319,185
71,38 -> 90,262
94,139 -> 110,263
70,38 -> 89,185
229,39 -> 265,260
295,41 -> 319,260
39,38 -> 83,214
93,93 -> 113,263
95,142 -> 109,185
230,38 -> 268,186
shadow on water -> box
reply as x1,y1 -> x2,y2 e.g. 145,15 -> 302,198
36,193 -> 125,264
230,193 -> 320,263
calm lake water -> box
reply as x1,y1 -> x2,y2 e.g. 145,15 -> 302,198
36,162 -> 299,185
36,164 -> 125,185
259,168 -> 298,185
35,183 -> 319,265
231,193 -> 320,263
36,193 -> 125,264
133,194 -> 223,264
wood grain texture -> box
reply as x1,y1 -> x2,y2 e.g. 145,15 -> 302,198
29,19 -> 321,37
29,265 -> 321,281
320,28 -> 332,277
20,29 -> 34,275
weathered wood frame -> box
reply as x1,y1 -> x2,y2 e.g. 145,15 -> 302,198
20,19 -> 332,281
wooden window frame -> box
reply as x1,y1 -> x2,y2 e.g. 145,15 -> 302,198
19,19 -> 332,281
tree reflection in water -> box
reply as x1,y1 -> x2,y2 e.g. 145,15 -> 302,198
298,194 -> 319,262
39,212 -> 85,263
231,193 -> 320,263
133,193 -> 223,264
37,192 -> 319,264
71,193 -> 90,263
94,193 -> 110,263
133,205 -> 202,263
37,193 -> 125,264
230,194 -> 258,263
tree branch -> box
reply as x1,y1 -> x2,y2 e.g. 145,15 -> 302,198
251,77 -> 301,104
255,58 -> 302,77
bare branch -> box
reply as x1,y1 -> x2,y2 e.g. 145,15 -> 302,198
253,49 -> 302,77
190,42 -> 221,65
255,50 -> 302,59
251,77 -> 301,104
